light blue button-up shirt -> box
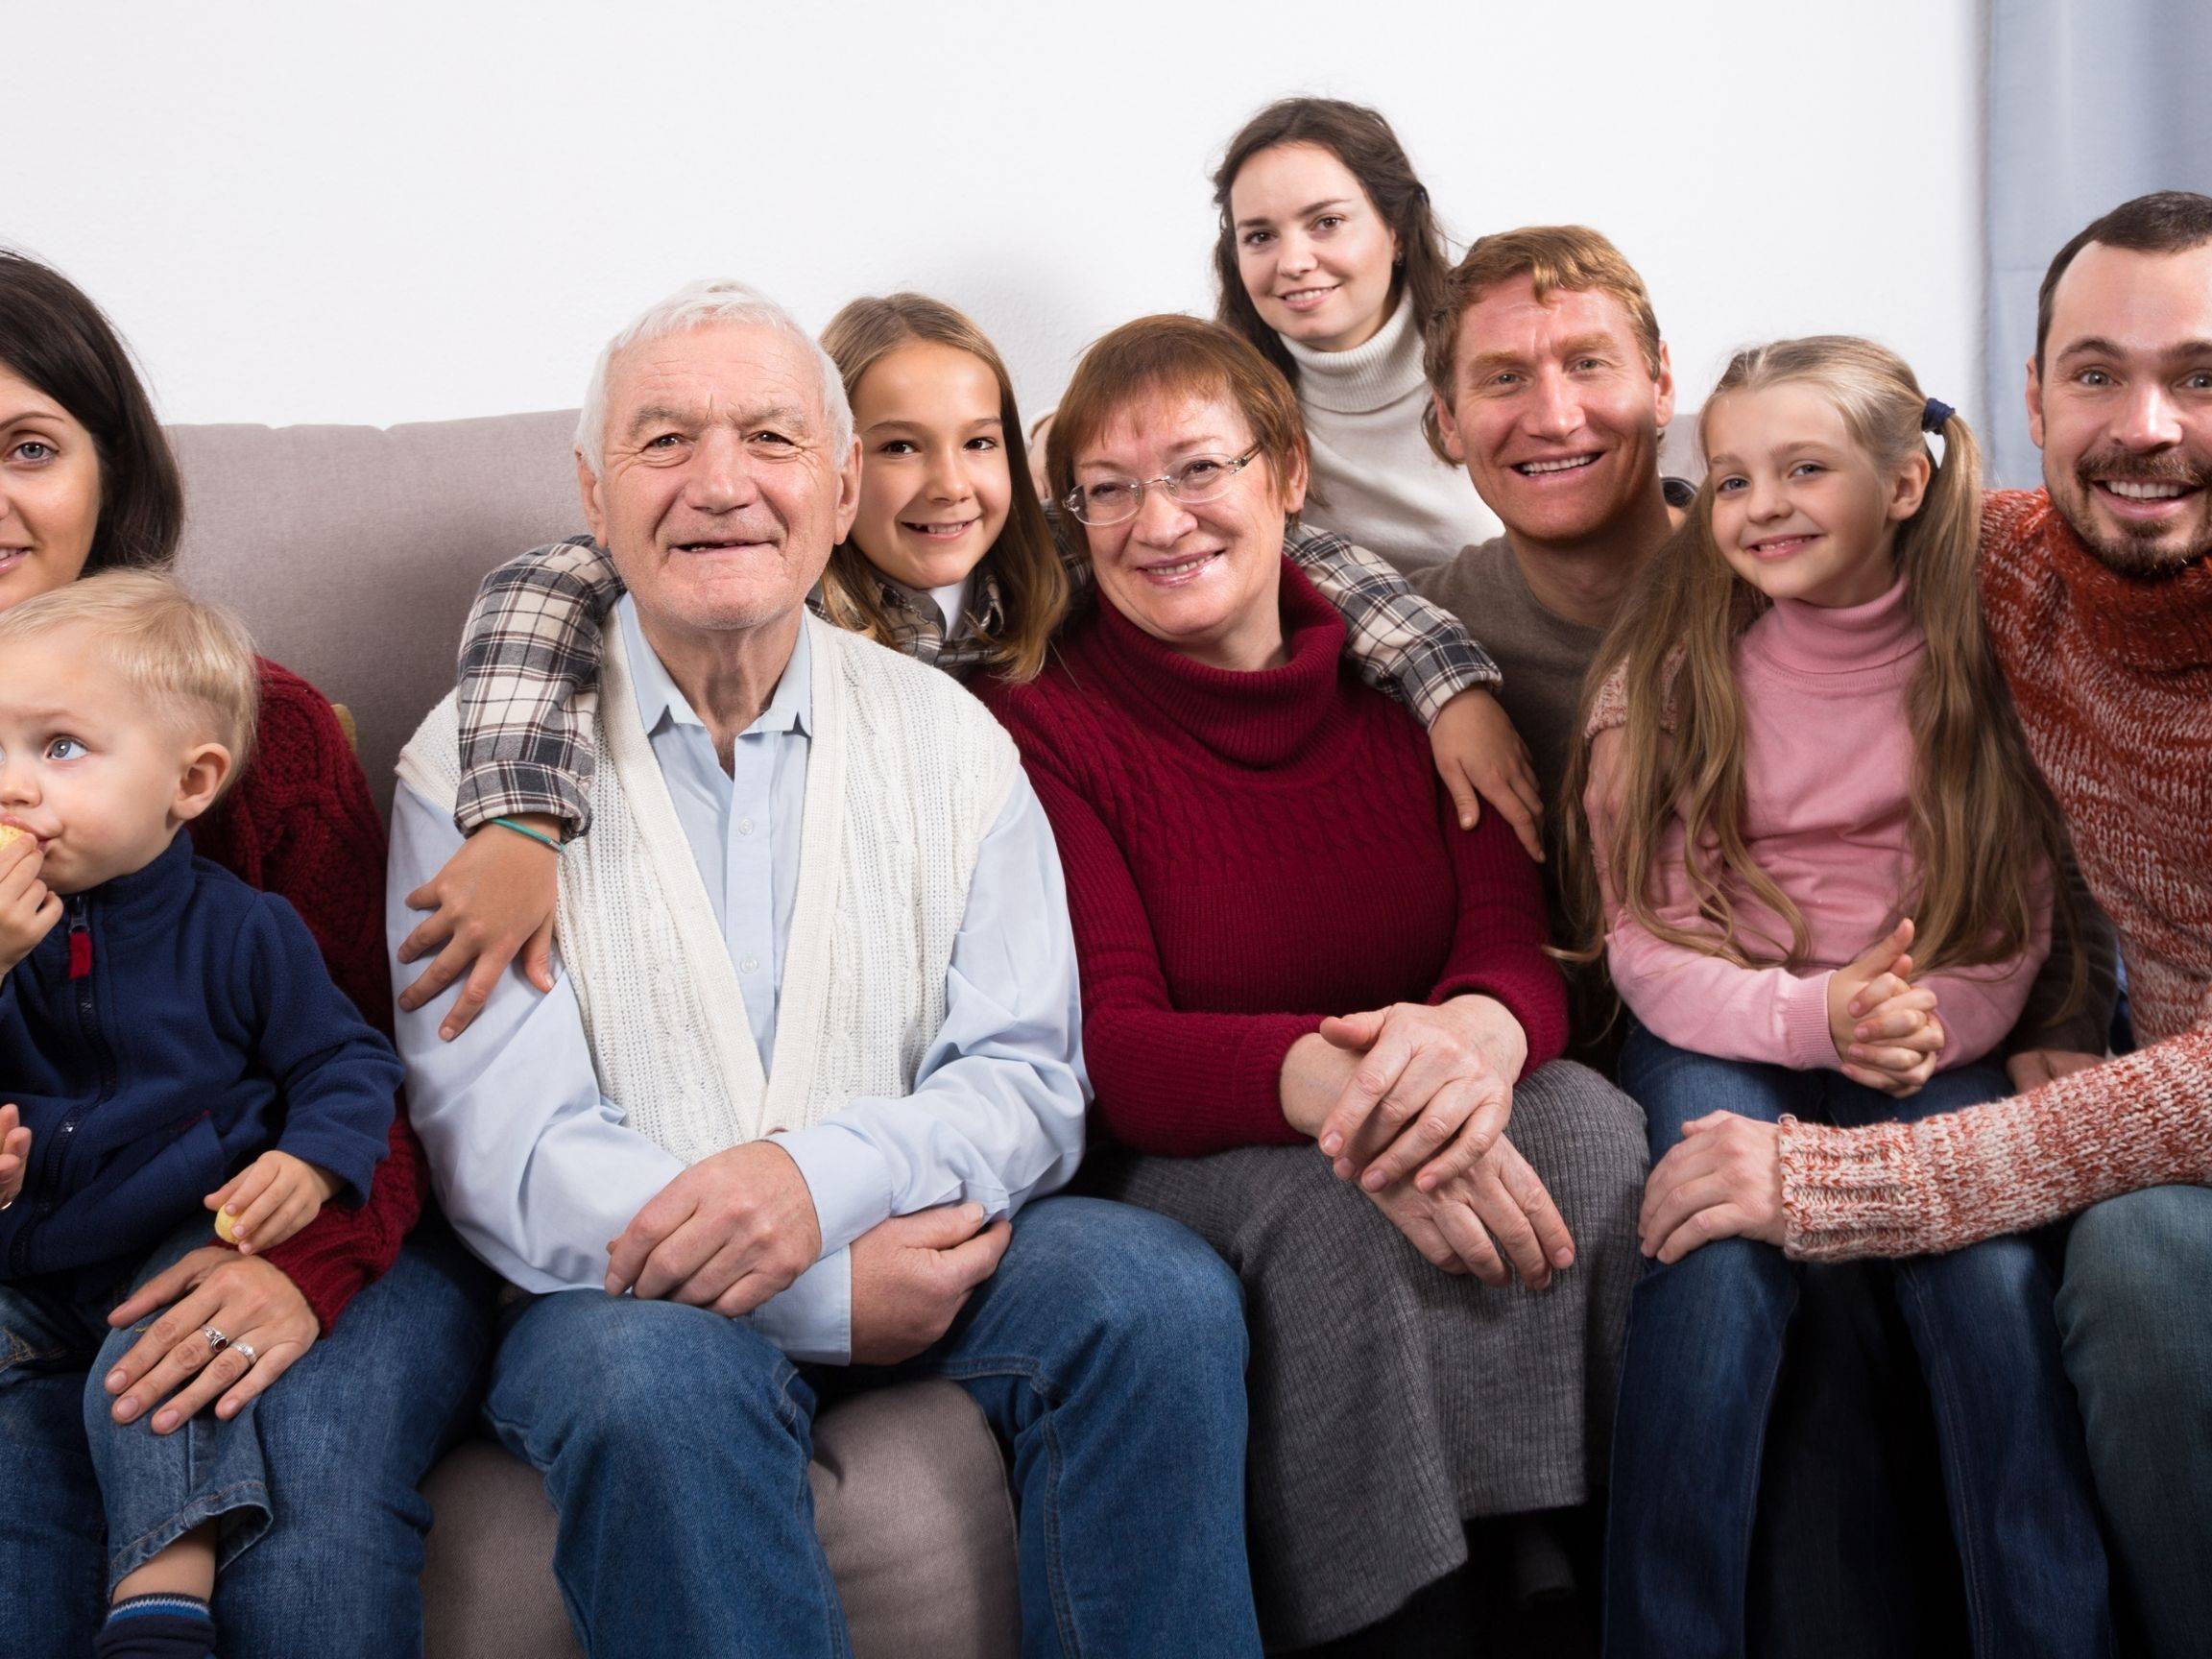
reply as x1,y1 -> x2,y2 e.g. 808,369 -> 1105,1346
388,598 -> 1088,1362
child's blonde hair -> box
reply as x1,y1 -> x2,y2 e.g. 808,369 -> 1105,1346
1561,335 -> 2077,995
0,571 -> 260,797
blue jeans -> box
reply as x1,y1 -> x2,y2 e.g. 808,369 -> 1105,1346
1604,1030 -> 2111,1659
1748,1260 -> 1969,1658
0,1221 -> 274,1604
483,1195 -> 1262,1658
0,1214 -> 496,1656
2056,1183 -> 2212,1659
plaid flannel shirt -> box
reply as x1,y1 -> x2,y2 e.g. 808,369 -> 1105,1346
450,523 -> 1500,834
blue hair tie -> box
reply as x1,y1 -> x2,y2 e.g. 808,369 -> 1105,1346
1920,397 -> 1955,433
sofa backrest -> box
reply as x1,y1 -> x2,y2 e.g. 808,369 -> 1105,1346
167,404 -> 1707,825
169,411 -> 583,818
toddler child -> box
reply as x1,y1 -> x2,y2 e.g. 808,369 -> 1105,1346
0,570 -> 398,1659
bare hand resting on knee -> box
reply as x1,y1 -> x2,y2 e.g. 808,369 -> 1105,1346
1363,1134 -> 1575,1289
605,1142 -> 822,1314
1638,1113 -> 1786,1262
849,1205 -> 1013,1364
1276,996 -> 1568,1286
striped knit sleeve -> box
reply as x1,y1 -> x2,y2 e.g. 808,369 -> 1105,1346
1781,1022 -> 2212,1259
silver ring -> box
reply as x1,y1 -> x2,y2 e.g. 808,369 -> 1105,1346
202,1326 -> 228,1355
231,1340 -> 258,1366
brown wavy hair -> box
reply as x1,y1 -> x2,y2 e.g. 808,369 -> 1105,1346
1209,98 -> 1450,395
1559,335 -> 2078,1003
816,294 -> 1067,683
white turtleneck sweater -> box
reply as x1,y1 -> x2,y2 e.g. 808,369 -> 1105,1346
1280,292 -> 1503,574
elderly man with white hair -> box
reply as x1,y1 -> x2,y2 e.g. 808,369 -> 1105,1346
386,281 -> 1262,1657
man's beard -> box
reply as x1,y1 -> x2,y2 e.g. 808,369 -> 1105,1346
2060,445 -> 2212,576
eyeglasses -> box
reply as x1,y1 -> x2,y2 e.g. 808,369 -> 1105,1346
1063,443 -> 1263,526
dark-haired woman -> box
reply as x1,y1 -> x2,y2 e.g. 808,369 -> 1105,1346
0,249 -> 493,1657
1213,97 -> 1502,573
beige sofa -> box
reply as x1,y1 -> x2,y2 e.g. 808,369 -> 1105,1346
167,412 -> 1022,1659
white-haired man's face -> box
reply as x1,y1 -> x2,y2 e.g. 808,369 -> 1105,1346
579,321 -> 861,640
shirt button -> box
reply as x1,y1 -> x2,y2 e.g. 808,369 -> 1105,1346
736,817 -> 755,836
740,954 -> 760,974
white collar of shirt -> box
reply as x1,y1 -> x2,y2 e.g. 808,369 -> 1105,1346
616,594 -> 813,742
886,571 -> 974,638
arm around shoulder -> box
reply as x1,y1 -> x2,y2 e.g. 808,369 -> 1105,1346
453,536 -> 626,834
1286,525 -> 1501,720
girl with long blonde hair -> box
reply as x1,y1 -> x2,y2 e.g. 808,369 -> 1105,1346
1564,336 -> 2111,1657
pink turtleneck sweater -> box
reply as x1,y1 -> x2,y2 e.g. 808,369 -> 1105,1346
1586,577 -> 2050,1074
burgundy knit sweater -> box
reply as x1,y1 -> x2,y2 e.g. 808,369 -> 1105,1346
190,660 -> 426,1330
981,563 -> 1567,1157
1782,492 -> 2212,1257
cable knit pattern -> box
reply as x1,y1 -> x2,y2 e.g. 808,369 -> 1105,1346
402,616 -> 1016,1164
192,660 -> 425,1333
980,561 -> 1565,1156
1784,490 -> 2212,1257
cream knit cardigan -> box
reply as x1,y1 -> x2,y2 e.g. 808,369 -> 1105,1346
399,612 -> 1019,1165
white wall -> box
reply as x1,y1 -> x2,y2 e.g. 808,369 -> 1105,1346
9,0 -> 1988,445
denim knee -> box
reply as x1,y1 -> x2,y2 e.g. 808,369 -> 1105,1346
2058,1185 -> 2212,1382
1018,1197 -> 1249,1384
1906,1231 -> 2052,1313
1630,1237 -> 1796,1373
493,1291 -> 808,1480
82,1323 -> 272,1591
585,1300 -> 793,1429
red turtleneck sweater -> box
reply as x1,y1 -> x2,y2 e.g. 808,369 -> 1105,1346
981,561 -> 1566,1157
1782,491 -> 2212,1257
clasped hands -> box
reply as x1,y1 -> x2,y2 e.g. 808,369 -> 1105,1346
1289,997 -> 1574,1292
1637,918 -> 1956,1264
602,1141 -> 1008,1366
1825,918 -> 1947,1097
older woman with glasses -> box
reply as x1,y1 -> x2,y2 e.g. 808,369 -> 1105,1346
980,315 -> 1645,1653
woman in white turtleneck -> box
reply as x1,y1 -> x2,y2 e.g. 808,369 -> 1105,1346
1212,97 -> 1502,573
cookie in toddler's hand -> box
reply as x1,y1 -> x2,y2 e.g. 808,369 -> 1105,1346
0,826 -> 26,853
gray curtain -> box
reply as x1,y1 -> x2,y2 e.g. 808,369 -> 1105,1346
1985,0 -> 2212,485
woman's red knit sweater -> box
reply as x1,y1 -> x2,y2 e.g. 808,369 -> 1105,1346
190,659 -> 425,1330
981,562 -> 1566,1157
